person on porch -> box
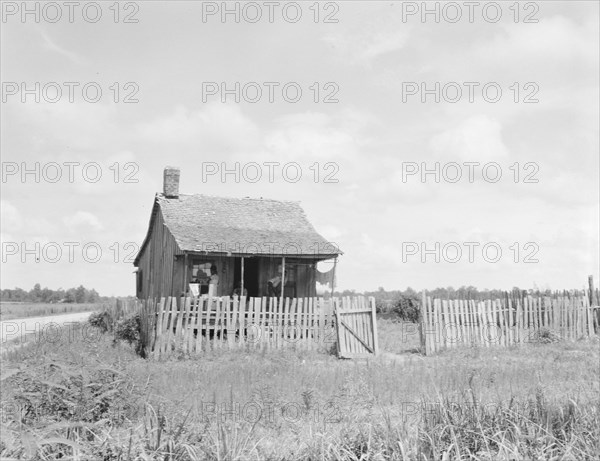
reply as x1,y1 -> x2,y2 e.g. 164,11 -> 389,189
267,265 -> 287,297
208,264 -> 219,297
232,282 -> 248,298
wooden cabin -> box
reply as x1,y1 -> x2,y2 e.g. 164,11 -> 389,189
134,167 -> 342,300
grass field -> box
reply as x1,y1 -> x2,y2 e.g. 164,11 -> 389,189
1,316 -> 598,460
0,302 -> 102,321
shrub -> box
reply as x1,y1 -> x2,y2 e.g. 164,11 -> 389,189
374,298 -> 394,313
529,327 -> 562,343
392,294 -> 421,323
88,310 -> 112,333
114,314 -> 145,357
114,314 -> 140,345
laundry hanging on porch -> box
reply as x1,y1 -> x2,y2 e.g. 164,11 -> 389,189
315,265 -> 336,286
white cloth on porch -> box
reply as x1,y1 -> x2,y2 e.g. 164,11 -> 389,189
315,265 -> 335,286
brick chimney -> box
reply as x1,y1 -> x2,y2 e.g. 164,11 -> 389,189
163,166 -> 180,198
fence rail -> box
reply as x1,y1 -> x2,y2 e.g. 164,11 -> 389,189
419,294 -> 599,355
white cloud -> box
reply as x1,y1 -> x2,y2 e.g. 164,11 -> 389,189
40,30 -> 85,64
324,29 -> 411,68
477,16 -> 599,72
10,101 -> 118,153
322,3 -> 412,68
361,30 -> 410,62
136,103 -> 260,152
1,201 -> 22,233
264,112 -> 357,161
319,224 -> 343,240
63,211 -> 104,232
430,115 -> 509,162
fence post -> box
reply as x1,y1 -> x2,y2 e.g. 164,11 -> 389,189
334,298 -> 342,357
370,296 -> 379,356
420,291 -> 427,355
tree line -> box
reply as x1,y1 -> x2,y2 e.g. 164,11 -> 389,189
336,285 -> 572,305
1,283 -> 106,303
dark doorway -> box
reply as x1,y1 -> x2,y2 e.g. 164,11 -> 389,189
233,257 -> 260,297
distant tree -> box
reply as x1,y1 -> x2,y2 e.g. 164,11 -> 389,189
0,284 -> 105,303
14,287 -> 28,301
41,287 -> 53,303
48,291 -> 63,303
74,285 -> 86,303
64,288 -> 77,303
404,287 -> 418,297
86,289 -> 100,303
30,283 -> 43,302
455,285 -> 474,299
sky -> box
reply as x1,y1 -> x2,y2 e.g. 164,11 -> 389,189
1,1 -> 599,296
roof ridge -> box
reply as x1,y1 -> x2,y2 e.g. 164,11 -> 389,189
157,192 -> 300,204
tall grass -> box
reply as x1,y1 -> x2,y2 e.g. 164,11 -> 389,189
1,319 -> 598,459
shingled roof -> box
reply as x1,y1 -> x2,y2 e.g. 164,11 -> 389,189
135,193 -> 341,263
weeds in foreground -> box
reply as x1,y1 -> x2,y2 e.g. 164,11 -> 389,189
3,370 -> 598,459
1,328 -> 598,459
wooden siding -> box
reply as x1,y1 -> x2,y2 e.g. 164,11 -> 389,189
171,256 -> 186,298
136,207 -> 182,300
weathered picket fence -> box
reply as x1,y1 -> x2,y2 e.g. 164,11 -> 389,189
110,298 -> 140,324
419,294 -> 599,355
132,296 -> 377,359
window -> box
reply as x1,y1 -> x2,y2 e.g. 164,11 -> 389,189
191,260 -> 217,295
192,262 -> 213,283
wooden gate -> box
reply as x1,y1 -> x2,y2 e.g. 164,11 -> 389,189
334,296 -> 379,358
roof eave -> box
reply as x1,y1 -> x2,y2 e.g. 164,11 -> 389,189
181,250 -> 342,260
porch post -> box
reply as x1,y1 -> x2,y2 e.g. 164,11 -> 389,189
183,253 -> 188,297
241,256 -> 245,297
280,256 -> 286,307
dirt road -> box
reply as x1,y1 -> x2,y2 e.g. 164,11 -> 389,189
0,311 -> 95,344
